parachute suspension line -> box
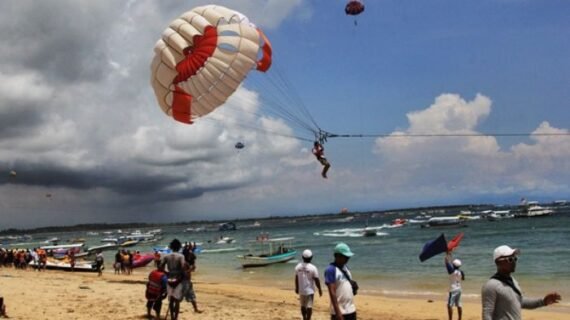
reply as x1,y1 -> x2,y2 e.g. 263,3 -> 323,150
252,74 -> 316,133
211,86 -> 318,139
246,73 -> 319,137
269,64 -> 321,131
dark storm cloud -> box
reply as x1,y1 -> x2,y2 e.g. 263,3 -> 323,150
0,161 -> 182,195
0,1 -> 118,83
0,159 -> 244,204
0,104 -> 44,139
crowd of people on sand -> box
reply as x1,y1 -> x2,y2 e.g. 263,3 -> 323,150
0,247 -> 49,271
0,241 -> 565,320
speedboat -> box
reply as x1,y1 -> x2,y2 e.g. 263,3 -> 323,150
420,216 -> 466,228
487,210 -> 514,221
237,237 -> 296,268
216,236 -> 235,244
518,203 -> 553,218
362,227 -> 377,237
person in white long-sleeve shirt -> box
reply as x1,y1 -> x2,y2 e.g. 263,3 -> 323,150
481,245 -> 561,320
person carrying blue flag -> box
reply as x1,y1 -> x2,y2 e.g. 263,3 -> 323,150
445,252 -> 465,320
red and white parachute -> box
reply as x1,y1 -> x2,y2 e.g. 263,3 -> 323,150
151,5 -> 272,125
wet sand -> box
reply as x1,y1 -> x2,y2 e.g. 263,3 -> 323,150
0,268 -> 567,319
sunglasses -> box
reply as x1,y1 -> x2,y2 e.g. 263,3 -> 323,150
498,256 -> 518,263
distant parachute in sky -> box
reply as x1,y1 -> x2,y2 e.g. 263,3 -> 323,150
235,142 -> 245,149
150,5 -> 272,125
9,170 -> 17,177
345,0 -> 365,16
345,0 -> 365,26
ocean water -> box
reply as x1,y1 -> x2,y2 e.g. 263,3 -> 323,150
5,211 -> 570,311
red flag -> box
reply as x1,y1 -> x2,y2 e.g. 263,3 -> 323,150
447,232 -> 464,252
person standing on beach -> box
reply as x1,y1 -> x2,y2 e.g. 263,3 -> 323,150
325,243 -> 357,320
95,250 -> 104,277
146,264 -> 167,320
482,245 -> 562,320
0,296 -> 7,318
181,244 -> 203,314
295,249 -> 323,320
160,239 -> 186,320
445,253 -> 465,320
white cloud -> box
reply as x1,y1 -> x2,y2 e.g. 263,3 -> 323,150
373,93 -> 570,198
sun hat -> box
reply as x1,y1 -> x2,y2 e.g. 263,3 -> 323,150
493,245 -> 520,262
334,242 -> 354,257
302,249 -> 313,259
452,259 -> 462,267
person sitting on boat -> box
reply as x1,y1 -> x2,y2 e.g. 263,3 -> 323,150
312,141 -> 331,179
295,249 -> 323,320
146,264 -> 168,320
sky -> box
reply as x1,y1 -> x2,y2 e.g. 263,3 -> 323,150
1,0 -> 569,228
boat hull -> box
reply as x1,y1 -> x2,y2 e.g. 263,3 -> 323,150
238,250 -> 297,268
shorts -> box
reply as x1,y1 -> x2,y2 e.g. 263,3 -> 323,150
182,280 -> 196,302
448,290 -> 462,307
299,294 -> 314,308
167,281 -> 184,301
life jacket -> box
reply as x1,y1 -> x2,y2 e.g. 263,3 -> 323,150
146,270 -> 165,300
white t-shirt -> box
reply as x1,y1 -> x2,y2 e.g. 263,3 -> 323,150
449,269 -> 463,292
295,262 -> 319,295
324,265 -> 356,315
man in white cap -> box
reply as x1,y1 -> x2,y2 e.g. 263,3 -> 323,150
325,242 -> 357,320
295,249 -> 322,320
482,245 -> 561,320
444,252 -> 465,320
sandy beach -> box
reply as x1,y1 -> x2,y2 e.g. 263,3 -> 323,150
0,268 -> 567,320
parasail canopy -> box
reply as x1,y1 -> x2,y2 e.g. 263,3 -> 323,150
235,142 -> 245,149
345,0 -> 365,16
151,5 -> 272,125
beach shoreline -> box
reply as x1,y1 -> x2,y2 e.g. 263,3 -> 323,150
1,268 -> 567,320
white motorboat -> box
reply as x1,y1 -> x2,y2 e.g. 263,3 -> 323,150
487,210 -> 514,221
237,237 -> 296,268
216,236 -> 235,244
420,216 -> 466,228
516,203 -> 553,218
29,259 -> 101,272
40,243 -> 84,250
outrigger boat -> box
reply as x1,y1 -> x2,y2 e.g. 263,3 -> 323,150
237,237 -> 297,268
29,259 -> 102,272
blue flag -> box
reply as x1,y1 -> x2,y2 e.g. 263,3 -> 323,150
419,233 -> 448,262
